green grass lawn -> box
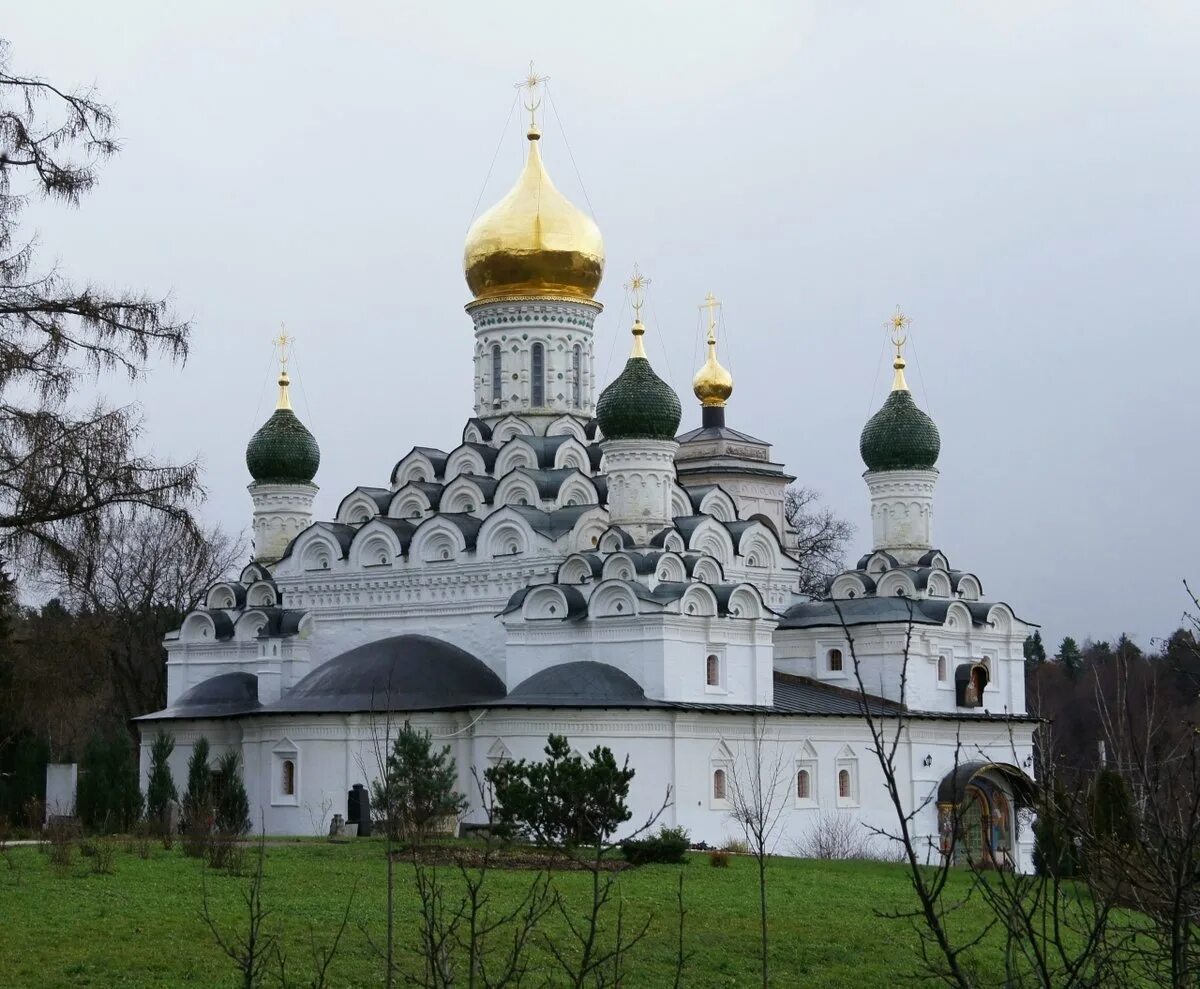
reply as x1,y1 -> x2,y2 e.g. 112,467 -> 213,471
0,839 -> 1010,988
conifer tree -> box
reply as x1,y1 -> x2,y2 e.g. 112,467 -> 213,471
1023,630 -> 1047,670
214,749 -> 250,836
372,722 -> 466,843
1059,636 -> 1083,679
182,736 -> 211,833
146,731 -> 177,826
76,729 -> 143,832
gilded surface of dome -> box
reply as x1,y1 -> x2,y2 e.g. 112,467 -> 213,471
692,332 -> 733,408
463,128 -> 604,302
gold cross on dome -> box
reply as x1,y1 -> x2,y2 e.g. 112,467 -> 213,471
276,325 -> 292,371
625,264 -> 650,320
515,61 -> 549,130
700,292 -> 721,342
888,306 -> 910,352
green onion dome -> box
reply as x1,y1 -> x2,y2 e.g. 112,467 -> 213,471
860,358 -> 940,471
596,319 -> 682,441
246,373 -> 320,483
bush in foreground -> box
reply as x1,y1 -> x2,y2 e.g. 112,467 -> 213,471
623,825 -> 690,865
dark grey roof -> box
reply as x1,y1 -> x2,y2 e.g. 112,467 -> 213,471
591,476 -> 608,504
428,513 -> 482,549
209,581 -> 247,608
240,607 -> 308,637
367,517 -> 417,552
513,467 -> 587,500
555,553 -> 604,583
510,434 -> 572,469
413,447 -> 449,477
671,515 -> 708,546
503,661 -> 655,707
389,447 -> 448,484
780,596 -> 1034,630
496,584 -> 588,619
779,597 -> 947,630
137,672 -> 261,721
917,549 -> 949,567
460,443 -> 500,471
452,474 -> 499,503
586,442 -> 603,470
855,550 -> 901,571
205,610 -> 236,640
675,423 -> 769,445
269,635 -> 505,713
506,504 -> 593,540
284,521 -> 357,563
239,562 -> 272,583
681,484 -> 721,513
772,672 -> 900,716
462,418 -> 494,442
336,486 -> 392,518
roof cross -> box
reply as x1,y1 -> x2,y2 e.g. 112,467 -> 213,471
515,61 -> 549,132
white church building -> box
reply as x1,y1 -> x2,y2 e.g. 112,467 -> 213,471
137,86 -> 1037,870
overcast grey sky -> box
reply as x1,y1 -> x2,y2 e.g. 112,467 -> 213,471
10,1 -> 1199,650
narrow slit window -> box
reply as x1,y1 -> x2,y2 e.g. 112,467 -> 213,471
713,768 -> 726,801
572,344 -> 582,407
838,768 -> 851,799
706,654 -> 720,686
531,343 -> 545,406
491,345 -> 502,404
281,759 -> 295,796
828,648 -> 843,672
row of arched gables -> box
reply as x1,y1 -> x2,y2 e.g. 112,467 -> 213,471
274,506 -> 791,581
829,549 -> 984,603
506,576 -> 772,624
338,463 -> 742,526
180,564 -> 315,644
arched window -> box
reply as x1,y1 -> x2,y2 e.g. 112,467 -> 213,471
531,343 -> 545,406
937,655 -> 947,682
838,768 -> 851,799
281,759 -> 295,796
712,768 -> 726,801
706,654 -> 720,686
828,648 -> 843,672
491,344 -> 502,405
796,769 -> 810,800
572,344 -> 582,407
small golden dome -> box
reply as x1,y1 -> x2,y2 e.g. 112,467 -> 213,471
692,328 -> 733,407
463,128 -> 605,302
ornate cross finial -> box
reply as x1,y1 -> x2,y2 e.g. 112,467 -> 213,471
887,306 -> 911,392
888,306 -> 910,353
625,264 -> 650,322
276,324 -> 292,371
275,325 -> 294,410
515,61 -> 549,132
700,292 -> 721,343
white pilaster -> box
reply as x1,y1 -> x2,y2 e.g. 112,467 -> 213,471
864,468 -> 937,563
249,482 -> 318,566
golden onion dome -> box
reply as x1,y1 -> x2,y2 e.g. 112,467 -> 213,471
463,127 -> 605,302
692,328 -> 733,408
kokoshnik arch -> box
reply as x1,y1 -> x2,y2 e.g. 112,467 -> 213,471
137,70 -> 1038,870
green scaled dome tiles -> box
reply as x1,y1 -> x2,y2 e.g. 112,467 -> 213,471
596,356 -> 682,441
246,409 -> 321,483
860,389 -> 940,471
